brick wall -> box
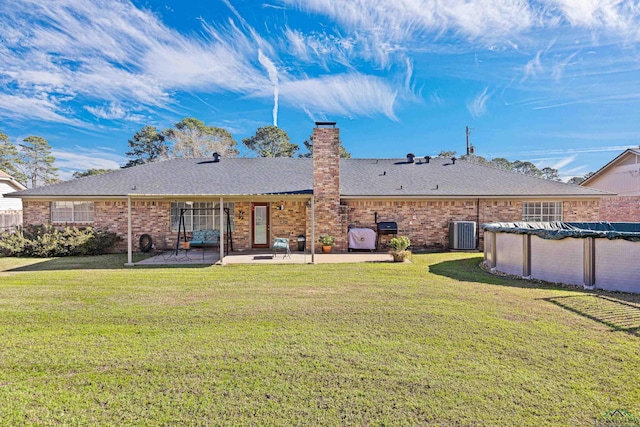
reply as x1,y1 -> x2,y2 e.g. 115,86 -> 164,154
22,199 -> 310,253
233,202 -> 251,250
312,125 -> 345,251
22,200 -> 50,226
599,196 -> 640,222
21,195 -> 602,254
563,200 -> 600,221
269,200 -> 308,250
345,198 -> 600,250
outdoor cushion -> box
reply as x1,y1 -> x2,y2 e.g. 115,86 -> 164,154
204,230 -> 219,244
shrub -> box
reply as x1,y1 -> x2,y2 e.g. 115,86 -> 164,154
389,236 -> 411,262
389,236 -> 410,251
0,225 -> 121,257
318,235 -> 336,246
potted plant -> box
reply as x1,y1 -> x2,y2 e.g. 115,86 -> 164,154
318,235 -> 335,253
389,236 -> 411,262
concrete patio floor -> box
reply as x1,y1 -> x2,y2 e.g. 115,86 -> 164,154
134,249 -> 394,265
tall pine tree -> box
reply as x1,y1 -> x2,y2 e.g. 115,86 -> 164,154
123,125 -> 168,168
0,131 -> 27,184
242,126 -> 298,157
20,136 -> 58,188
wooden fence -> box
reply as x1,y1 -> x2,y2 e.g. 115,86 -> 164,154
0,210 -> 22,232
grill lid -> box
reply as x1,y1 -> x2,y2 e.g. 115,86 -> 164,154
377,221 -> 398,233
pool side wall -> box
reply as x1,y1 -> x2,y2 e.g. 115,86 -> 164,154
485,229 -> 640,293
595,239 -> 640,293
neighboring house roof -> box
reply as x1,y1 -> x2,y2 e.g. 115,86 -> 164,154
0,170 -> 27,192
581,148 -> 640,187
8,156 -> 610,199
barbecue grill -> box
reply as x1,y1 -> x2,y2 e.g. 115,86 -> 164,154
376,220 -> 398,249
377,221 -> 398,235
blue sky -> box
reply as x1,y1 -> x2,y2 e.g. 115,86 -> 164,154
1,0 -> 640,180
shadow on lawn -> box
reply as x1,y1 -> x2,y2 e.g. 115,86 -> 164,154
429,256 -> 557,289
4,254 -> 210,272
430,256 -> 640,337
543,295 -> 640,337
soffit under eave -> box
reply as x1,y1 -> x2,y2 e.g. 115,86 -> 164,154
339,195 -> 606,201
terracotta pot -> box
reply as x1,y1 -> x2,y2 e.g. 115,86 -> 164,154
322,245 -> 332,254
391,250 -> 410,262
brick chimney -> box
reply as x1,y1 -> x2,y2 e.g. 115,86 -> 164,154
312,122 -> 344,251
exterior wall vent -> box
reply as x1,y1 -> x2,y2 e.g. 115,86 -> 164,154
449,221 -> 477,250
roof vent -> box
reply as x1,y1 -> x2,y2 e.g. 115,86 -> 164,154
212,152 -> 221,162
424,156 -> 431,163
406,153 -> 415,163
451,157 -> 457,165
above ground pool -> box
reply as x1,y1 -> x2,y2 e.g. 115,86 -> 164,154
482,222 -> 640,294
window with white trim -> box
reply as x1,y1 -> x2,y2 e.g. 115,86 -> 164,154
51,201 -> 94,223
170,202 -> 235,232
522,201 -> 562,222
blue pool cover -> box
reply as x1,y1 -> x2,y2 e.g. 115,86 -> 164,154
481,222 -> 640,241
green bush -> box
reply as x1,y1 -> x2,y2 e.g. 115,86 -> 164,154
389,236 -> 410,251
318,235 -> 336,246
0,225 -> 121,257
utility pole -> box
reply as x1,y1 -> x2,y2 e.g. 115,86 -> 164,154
466,126 -> 470,156
466,126 -> 475,155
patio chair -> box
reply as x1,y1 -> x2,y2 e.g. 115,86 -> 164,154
273,237 -> 291,258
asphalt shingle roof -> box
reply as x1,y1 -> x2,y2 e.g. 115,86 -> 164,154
10,156 -> 610,198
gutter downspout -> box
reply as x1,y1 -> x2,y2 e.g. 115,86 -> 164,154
220,197 -> 224,265
125,195 -> 133,266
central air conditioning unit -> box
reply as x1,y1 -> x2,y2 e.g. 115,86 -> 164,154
449,221 -> 477,250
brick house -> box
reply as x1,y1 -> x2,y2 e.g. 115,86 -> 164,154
581,148 -> 640,221
8,122 -> 608,263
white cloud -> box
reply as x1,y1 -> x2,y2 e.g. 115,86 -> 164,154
0,94 -> 82,126
52,147 -> 126,180
551,50 -> 579,80
84,103 -> 127,120
282,0 -> 534,46
467,87 -> 490,118
4,0 -> 640,131
0,0 -> 271,124
522,50 -> 544,81
279,73 -> 398,119
546,0 -> 640,31
494,145 -> 638,158
550,154 -> 577,169
0,0 -> 404,126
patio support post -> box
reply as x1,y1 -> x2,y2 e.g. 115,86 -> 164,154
125,195 -> 133,266
220,196 -> 224,265
311,196 -> 315,263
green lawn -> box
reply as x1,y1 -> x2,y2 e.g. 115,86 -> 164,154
0,253 -> 639,426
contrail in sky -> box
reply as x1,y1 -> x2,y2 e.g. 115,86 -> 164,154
258,50 -> 279,127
